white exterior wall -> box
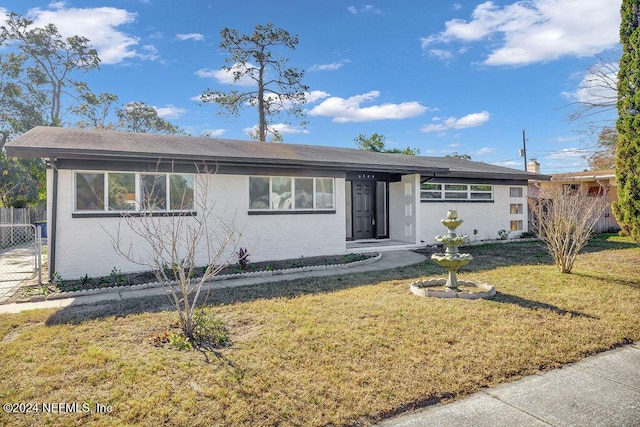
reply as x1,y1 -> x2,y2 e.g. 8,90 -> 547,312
52,171 -> 346,279
419,184 -> 528,245
389,174 -> 421,244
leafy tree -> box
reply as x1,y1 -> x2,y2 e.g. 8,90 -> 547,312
72,85 -> 118,129
0,153 -> 43,207
613,0 -> 640,243
116,101 -> 184,135
355,133 -> 420,155
200,23 -> 308,142
585,127 -> 617,170
445,152 -> 472,160
1,12 -> 100,126
0,51 -> 45,148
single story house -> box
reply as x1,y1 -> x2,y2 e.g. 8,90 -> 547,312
6,126 -> 548,279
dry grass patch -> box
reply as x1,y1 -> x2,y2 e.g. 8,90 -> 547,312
0,236 -> 639,426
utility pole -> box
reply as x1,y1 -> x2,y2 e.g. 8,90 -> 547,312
520,129 -> 527,171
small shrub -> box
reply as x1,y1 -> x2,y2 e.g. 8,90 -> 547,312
50,272 -> 67,287
473,229 -> 479,241
236,247 -> 250,270
497,229 -> 509,240
168,332 -> 192,351
193,309 -> 230,348
109,267 -> 125,286
79,274 -> 91,286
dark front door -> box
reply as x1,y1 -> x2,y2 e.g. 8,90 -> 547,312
352,180 -> 375,239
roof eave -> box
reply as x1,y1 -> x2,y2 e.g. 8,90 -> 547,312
7,146 -> 450,175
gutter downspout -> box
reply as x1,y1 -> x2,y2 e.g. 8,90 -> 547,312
49,157 -> 58,281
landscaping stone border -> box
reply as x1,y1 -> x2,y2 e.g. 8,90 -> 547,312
20,252 -> 383,303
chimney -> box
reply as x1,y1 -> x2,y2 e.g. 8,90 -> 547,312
527,159 -> 540,174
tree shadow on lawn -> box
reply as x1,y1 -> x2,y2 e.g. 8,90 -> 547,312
578,234 -> 639,253
571,272 -> 640,289
491,292 -> 599,319
46,238 -> 626,326
44,266 -> 425,326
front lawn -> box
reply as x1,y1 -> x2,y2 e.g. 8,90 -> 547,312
1,235 -> 639,426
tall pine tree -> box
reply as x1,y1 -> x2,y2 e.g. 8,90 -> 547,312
614,0 -> 640,243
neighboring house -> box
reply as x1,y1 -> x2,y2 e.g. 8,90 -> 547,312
551,169 -> 618,233
527,160 -> 618,233
5,126 -> 548,279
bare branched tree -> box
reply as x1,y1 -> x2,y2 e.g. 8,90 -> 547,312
529,182 -> 608,274
110,166 -> 242,338
566,58 -> 618,122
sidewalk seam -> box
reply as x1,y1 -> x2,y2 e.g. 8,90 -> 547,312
481,390 -> 555,426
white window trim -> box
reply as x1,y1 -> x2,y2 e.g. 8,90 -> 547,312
73,170 -> 196,213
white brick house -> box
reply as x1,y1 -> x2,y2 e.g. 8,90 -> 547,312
6,126 -> 547,279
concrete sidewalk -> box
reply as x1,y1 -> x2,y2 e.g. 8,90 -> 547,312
0,250 -> 427,314
378,342 -> 640,427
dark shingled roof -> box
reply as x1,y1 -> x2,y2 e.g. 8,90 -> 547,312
5,126 -> 549,180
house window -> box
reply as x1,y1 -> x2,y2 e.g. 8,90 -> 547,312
420,183 -> 442,199
444,184 -> 468,199
248,176 -> 335,211
510,220 -> 523,231
470,185 -> 493,200
420,183 -> 493,201
510,203 -> 523,214
510,187 -> 524,198
74,171 -> 195,213
76,172 -> 105,211
108,173 -> 135,211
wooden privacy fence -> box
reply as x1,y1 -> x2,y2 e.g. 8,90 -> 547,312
0,207 -> 46,225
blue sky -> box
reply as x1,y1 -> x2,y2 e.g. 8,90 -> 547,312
2,0 -> 621,173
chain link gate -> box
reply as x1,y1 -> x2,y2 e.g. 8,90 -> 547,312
0,224 -> 43,301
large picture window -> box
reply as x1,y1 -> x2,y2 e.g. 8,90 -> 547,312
74,171 -> 195,213
249,176 -> 335,211
420,182 -> 493,201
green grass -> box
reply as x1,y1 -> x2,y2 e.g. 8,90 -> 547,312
0,235 -> 639,426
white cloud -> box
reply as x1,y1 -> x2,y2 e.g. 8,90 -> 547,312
562,61 -> 618,105
24,3 -> 144,64
474,147 -> 496,156
201,129 -> 226,137
154,104 -> 186,119
347,5 -> 382,15
422,0 -> 621,66
491,160 -> 522,168
304,90 -> 331,104
194,63 -> 257,87
243,123 -> 310,137
308,90 -> 428,122
547,147 -> 588,160
453,3 -> 463,11
420,111 -> 491,133
556,135 -> 580,143
308,60 -> 351,72
176,33 -> 204,41
428,49 -> 454,60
